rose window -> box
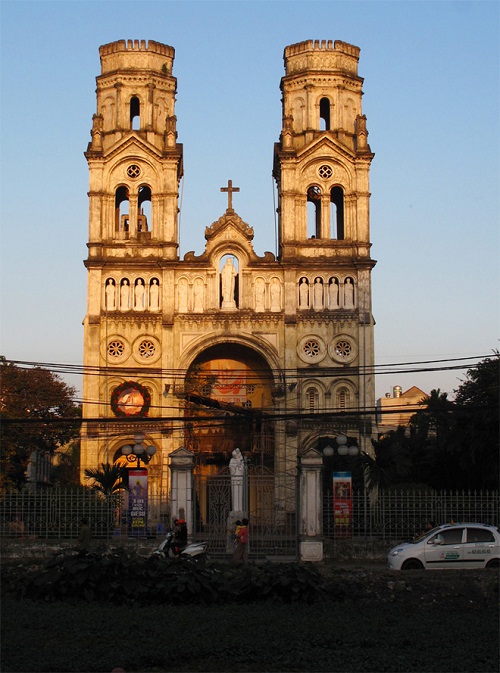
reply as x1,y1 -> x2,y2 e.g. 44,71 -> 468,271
127,164 -> 141,178
138,340 -> 156,359
334,340 -> 352,358
108,340 -> 124,358
318,164 -> 333,179
303,339 -> 321,358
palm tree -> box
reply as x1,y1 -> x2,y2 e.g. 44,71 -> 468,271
84,462 -> 128,497
359,427 -> 412,493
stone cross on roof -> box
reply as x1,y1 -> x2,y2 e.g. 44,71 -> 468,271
220,180 -> 240,212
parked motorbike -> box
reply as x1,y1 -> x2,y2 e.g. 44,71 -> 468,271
152,530 -> 209,562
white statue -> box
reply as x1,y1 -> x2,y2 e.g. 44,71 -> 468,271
313,278 -> 324,310
134,279 -> 145,310
329,279 -> 339,308
178,279 -> 188,312
344,278 -> 355,308
255,278 -> 265,312
229,448 -> 245,513
120,280 -> 130,311
270,278 -> 281,311
299,278 -> 309,308
105,279 -> 116,310
149,279 -> 160,310
193,279 -> 204,312
221,257 -> 237,307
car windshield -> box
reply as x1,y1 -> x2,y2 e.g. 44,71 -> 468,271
411,526 -> 442,544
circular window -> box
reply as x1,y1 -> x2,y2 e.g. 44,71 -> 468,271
318,164 -> 333,179
298,335 -> 326,364
108,340 -> 125,358
329,334 -> 358,364
138,340 -> 156,359
127,164 -> 141,179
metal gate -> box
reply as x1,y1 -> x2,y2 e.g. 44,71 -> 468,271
192,467 -> 298,559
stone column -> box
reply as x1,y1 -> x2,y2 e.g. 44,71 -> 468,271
299,448 -> 324,561
169,447 -> 194,534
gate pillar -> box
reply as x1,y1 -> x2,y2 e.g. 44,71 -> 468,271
299,448 -> 324,561
169,447 -> 194,534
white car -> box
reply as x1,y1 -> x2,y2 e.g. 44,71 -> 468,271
388,522 -> 500,570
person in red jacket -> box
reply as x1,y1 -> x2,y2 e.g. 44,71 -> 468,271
232,517 -> 249,563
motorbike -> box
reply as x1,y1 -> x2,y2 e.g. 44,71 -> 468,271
152,530 -> 209,562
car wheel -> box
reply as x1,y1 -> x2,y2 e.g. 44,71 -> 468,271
485,558 -> 499,569
401,558 -> 424,570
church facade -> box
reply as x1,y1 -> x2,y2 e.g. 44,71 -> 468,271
80,39 -> 376,534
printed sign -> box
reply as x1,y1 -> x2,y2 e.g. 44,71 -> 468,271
333,471 -> 352,537
129,468 -> 148,530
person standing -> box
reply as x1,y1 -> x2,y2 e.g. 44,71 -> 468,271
232,517 -> 249,564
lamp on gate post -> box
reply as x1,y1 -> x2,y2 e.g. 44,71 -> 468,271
322,434 -> 359,458
121,433 -> 156,467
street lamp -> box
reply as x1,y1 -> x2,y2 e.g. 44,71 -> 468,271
322,434 -> 359,458
121,433 -> 156,467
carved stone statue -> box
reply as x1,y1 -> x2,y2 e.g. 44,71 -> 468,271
329,278 -> 339,308
270,278 -> 281,311
255,278 -> 265,312
105,279 -> 116,310
134,279 -> 145,310
120,280 -> 130,311
193,279 -> 204,313
344,278 -> 355,308
149,279 -> 160,310
178,279 -> 188,312
299,278 -> 309,308
313,278 -> 324,310
229,448 -> 245,513
221,257 -> 237,308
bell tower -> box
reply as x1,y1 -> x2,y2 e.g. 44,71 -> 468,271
81,40 -> 183,485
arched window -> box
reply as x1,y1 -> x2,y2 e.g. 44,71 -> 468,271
330,186 -> 344,240
307,387 -> 319,412
319,97 -> 331,131
130,96 -> 140,130
307,186 -> 321,238
138,185 -> 152,232
115,186 -> 130,237
336,387 -> 350,410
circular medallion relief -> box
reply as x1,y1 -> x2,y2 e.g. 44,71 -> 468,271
111,381 -> 151,417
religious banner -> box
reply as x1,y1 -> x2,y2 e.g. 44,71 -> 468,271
333,471 -> 353,537
128,468 -> 148,531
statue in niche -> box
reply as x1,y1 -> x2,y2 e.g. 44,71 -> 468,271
221,257 -> 237,308
299,278 -> 309,308
328,279 -> 339,309
270,278 -> 281,311
193,279 -> 204,313
255,278 -> 265,312
120,280 -> 130,311
134,279 -> 145,310
149,279 -> 160,311
178,279 -> 188,312
313,278 -> 324,310
344,278 -> 355,308
105,279 -> 116,310
229,448 -> 245,514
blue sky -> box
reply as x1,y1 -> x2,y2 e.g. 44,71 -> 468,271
1,0 -> 498,401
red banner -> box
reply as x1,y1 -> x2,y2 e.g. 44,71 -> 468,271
333,472 -> 352,537
129,468 -> 148,529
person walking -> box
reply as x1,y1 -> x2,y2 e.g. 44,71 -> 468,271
232,517 -> 249,564
77,517 -> 92,554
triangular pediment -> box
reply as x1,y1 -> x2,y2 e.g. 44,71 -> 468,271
102,133 -> 164,161
205,210 -> 254,243
296,134 -> 357,163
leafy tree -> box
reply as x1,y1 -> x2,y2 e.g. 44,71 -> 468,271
52,439 -> 81,487
0,358 -> 81,490
449,354 -> 499,489
84,462 -> 128,496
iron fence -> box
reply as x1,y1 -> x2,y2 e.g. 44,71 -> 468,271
324,489 -> 500,542
0,489 -> 170,540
